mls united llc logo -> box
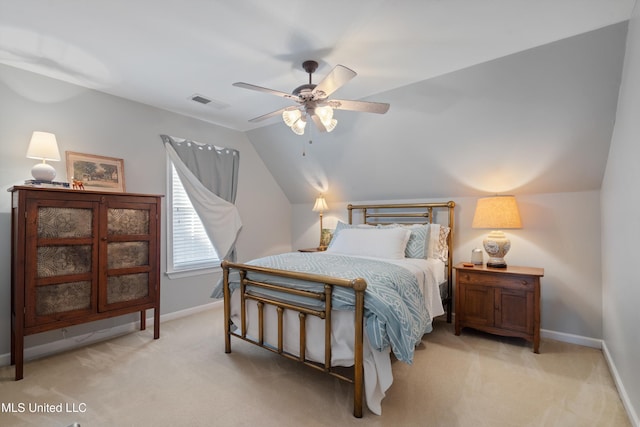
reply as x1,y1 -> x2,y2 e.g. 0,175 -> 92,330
2,402 -> 87,413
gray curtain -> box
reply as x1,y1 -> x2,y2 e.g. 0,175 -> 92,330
161,134 -> 242,261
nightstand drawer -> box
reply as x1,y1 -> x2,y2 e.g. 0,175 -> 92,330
458,271 -> 535,291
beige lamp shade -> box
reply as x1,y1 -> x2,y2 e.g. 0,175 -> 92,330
472,195 -> 522,229
312,195 -> 328,212
472,195 -> 522,268
26,131 -> 61,181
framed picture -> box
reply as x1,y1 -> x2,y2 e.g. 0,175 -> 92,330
65,151 -> 126,192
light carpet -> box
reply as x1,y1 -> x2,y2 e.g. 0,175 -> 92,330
0,305 -> 630,426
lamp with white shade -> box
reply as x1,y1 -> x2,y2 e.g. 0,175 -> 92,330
312,195 -> 329,249
26,131 -> 61,182
472,195 -> 522,268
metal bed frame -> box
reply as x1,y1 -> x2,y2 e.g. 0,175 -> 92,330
221,201 -> 455,417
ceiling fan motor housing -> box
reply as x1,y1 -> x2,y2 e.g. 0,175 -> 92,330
292,83 -> 317,99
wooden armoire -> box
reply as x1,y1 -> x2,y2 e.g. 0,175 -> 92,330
10,186 -> 162,379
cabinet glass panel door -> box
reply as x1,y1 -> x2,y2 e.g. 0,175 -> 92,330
26,202 -> 98,326
100,200 -> 157,310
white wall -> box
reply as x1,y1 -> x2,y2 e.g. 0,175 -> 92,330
293,191 -> 603,339
602,2 -> 640,424
0,64 -> 291,355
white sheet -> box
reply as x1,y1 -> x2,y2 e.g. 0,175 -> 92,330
227,254 -> 445,415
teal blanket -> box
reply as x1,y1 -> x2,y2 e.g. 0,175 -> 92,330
212,253 -> 431,363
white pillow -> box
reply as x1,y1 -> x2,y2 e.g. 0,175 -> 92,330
377,223 -> 429,259
327,221 -> 375,249
325,227 -> 411,259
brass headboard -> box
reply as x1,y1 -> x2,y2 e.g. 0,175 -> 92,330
347,201 -> 456,323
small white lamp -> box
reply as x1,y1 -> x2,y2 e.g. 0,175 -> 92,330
472,195 -> 522,268
26,131 -> 61,181
312,195 -> 329,249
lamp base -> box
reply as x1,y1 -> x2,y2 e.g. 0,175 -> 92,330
486,258 -> 508,268
31,162 -> 57,182
483,230 -> 511,269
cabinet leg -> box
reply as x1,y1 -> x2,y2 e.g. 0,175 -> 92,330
14,333 -> 23,381
11,324 -> 15,365
140,310 -> 146,331
12,312 -> 24,380
154,307 -> 160,339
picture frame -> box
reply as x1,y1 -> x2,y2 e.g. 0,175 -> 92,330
65,151 -> 126,192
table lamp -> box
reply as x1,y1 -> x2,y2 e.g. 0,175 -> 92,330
26,131 -> 61,181
471,195 -> 522,268
312,195 -> 329,250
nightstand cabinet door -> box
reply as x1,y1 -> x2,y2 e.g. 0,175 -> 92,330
454,263 -> 543,353
494,288 -> 533,334
458,283 -> 495,328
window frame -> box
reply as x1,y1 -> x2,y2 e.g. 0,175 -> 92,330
165,154 -> 221,279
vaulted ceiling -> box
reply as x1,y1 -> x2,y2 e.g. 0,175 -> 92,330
0,0 -> 634,203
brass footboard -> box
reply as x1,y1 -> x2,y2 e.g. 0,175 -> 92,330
221,260 -> 367,418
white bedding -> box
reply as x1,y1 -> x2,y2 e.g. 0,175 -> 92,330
364,256 -> 446,319
227,254 -> 445,415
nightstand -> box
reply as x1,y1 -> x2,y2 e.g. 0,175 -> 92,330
454,263 -> 544,353
298,247 -> 326,252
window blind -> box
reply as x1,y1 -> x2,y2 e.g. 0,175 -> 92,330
171,163 -> 219,270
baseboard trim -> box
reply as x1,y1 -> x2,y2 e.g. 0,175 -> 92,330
0,301 -> 222,367
540,328 -> 603,349
540,329 -> 637,426
149,300 -> 221,324
602,341 -> 640,427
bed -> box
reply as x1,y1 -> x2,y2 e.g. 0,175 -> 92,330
212,201 -> 455,417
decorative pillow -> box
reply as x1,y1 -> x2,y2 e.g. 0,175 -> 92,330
428,225 -> 450,262
377,223 -> 429,259
325,227 -> 411,259
402,224 -> 429,259
327,221 -> 374,248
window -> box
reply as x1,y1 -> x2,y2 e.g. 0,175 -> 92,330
166,160 -> 219,277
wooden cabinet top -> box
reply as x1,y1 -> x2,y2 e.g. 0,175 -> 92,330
454,262 -> 544,277
8,185 -> 163,199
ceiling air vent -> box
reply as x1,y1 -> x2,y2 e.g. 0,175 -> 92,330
191,94 -> 211,104
189,94 -> 230,109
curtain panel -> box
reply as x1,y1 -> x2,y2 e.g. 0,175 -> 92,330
162,135 -> 242,261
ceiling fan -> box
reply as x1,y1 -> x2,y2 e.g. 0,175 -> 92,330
233,60 -> 390,135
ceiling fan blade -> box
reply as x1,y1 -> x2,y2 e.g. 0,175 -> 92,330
312,65 -> 357,98
248,107 -> 288,123
310,114 -> 327,133
233,82 -> 299,101
329,99 -> 390,114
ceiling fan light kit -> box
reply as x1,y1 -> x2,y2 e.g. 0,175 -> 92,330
282,108 -> 302,126
233,60 -> 390,136
291,115 -> 307,135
